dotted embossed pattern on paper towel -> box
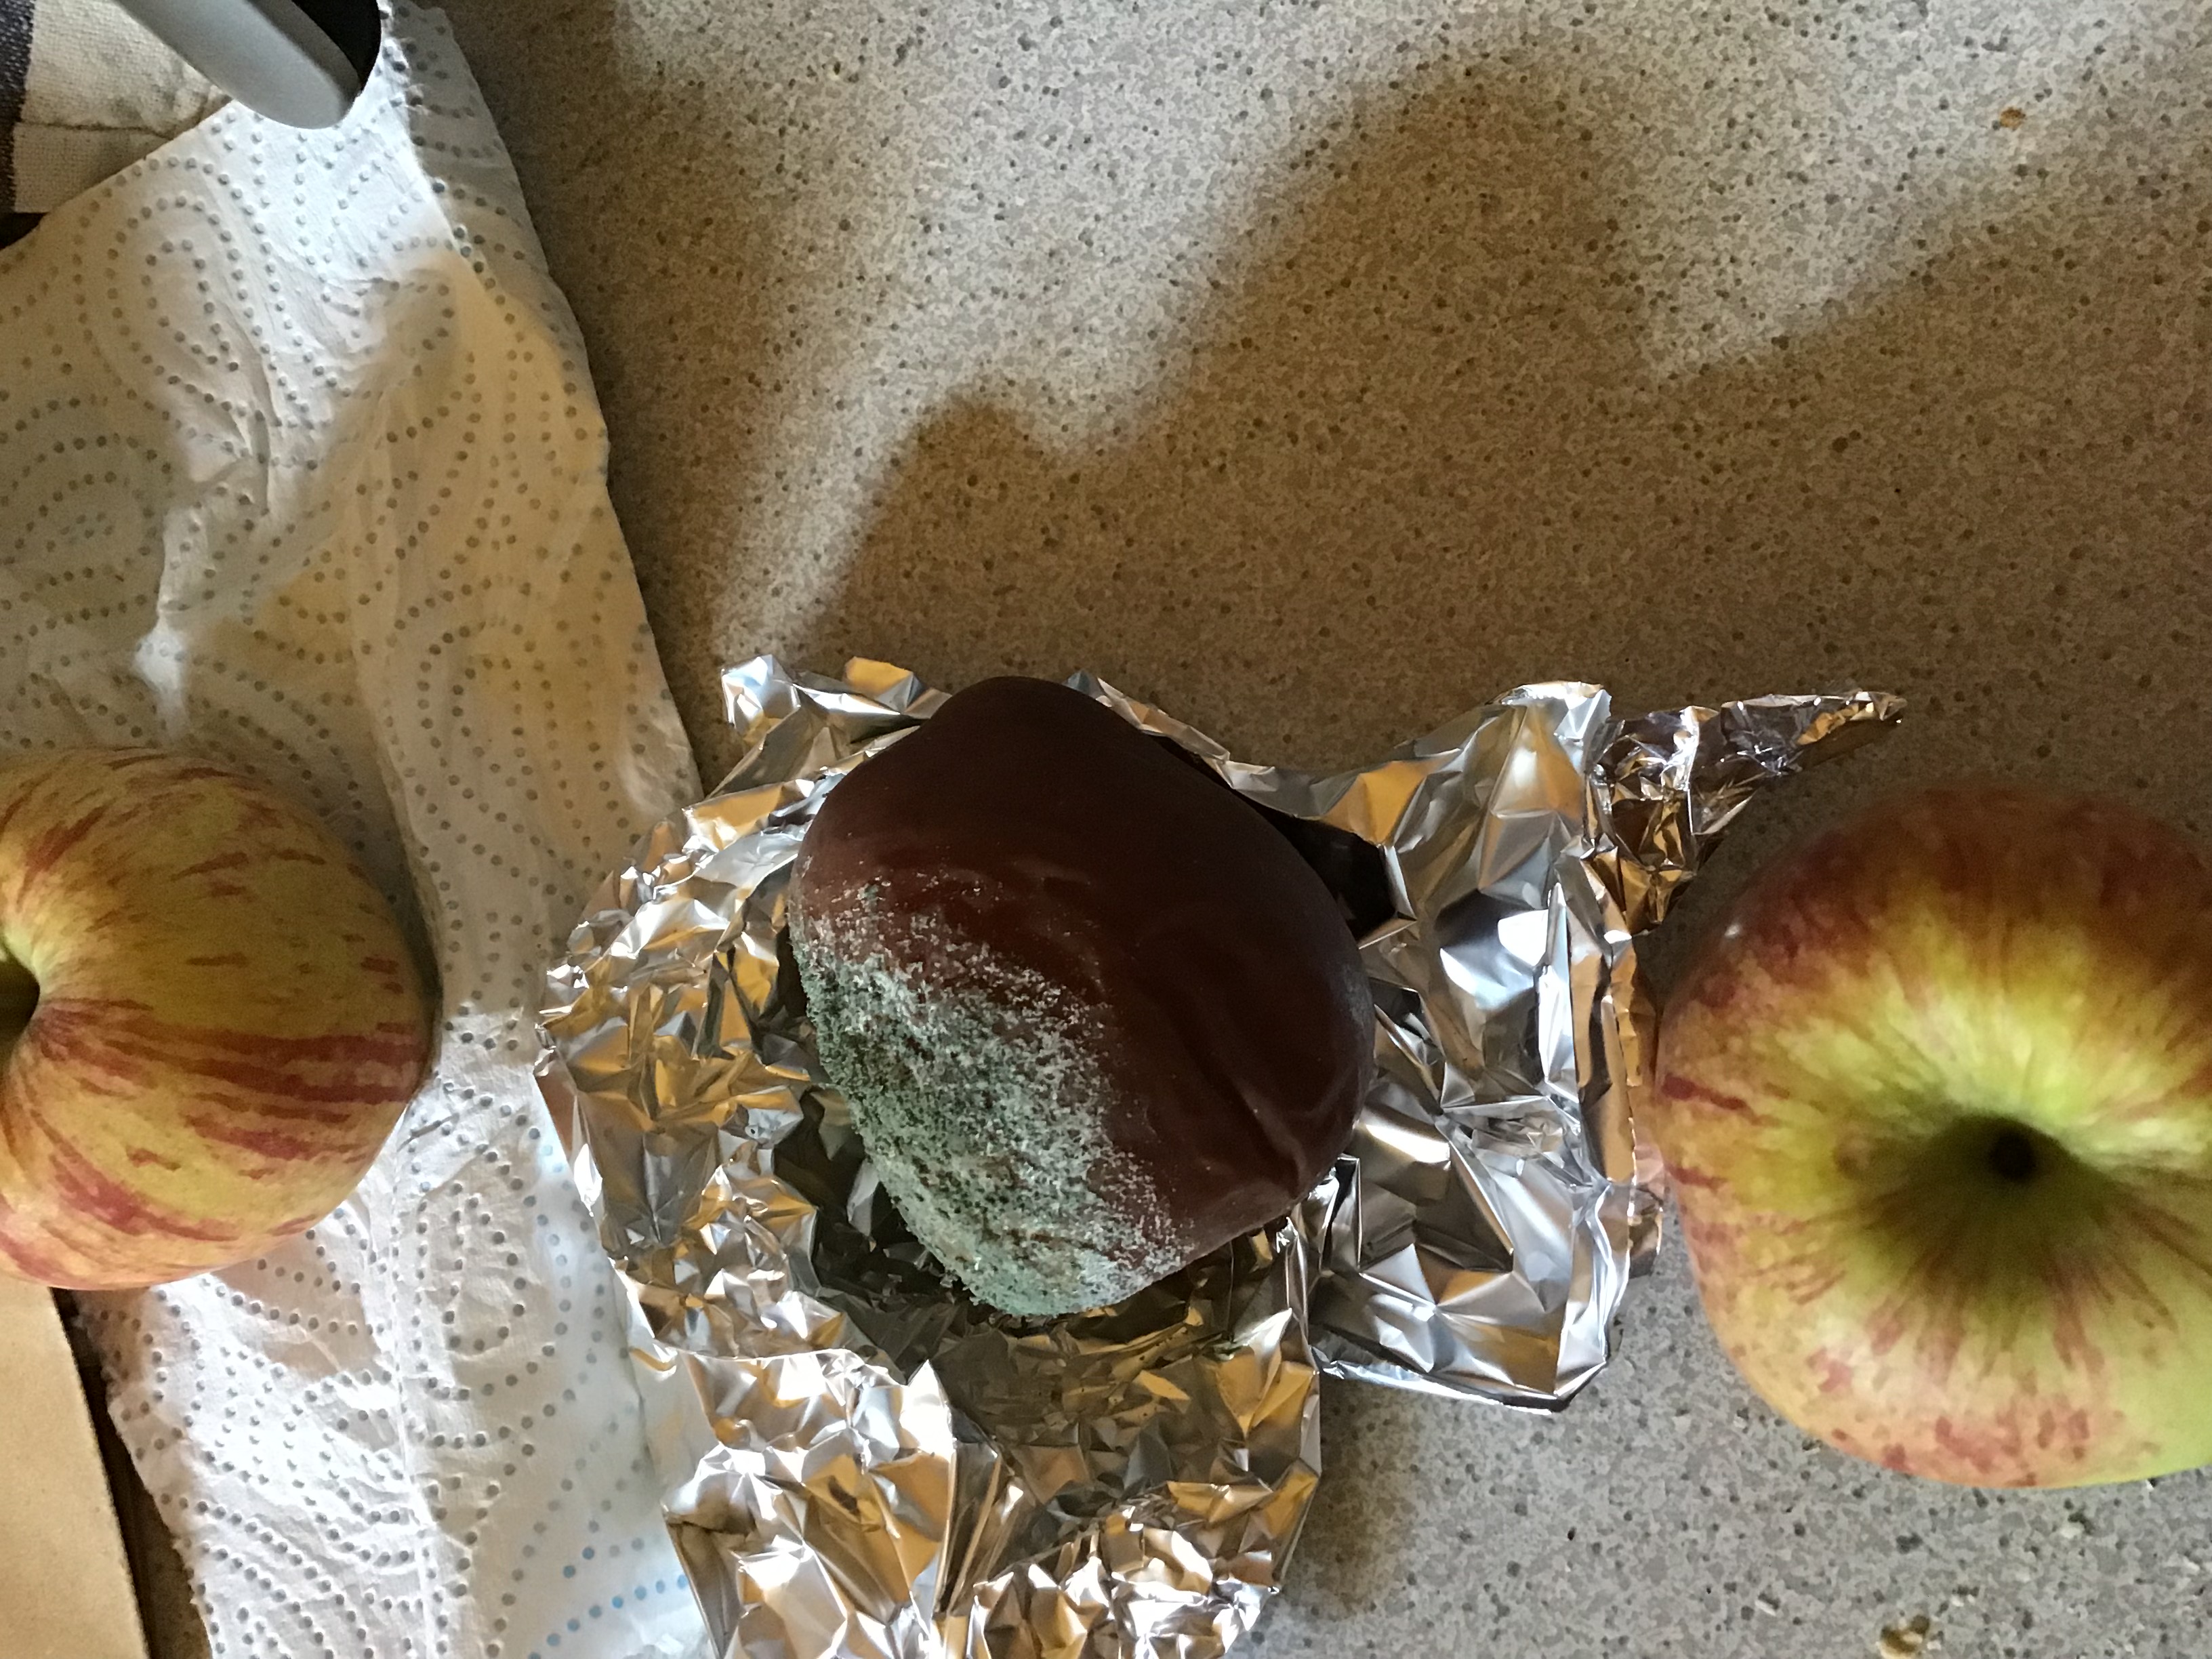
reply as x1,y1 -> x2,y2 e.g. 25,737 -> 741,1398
0,9 -> 704,1659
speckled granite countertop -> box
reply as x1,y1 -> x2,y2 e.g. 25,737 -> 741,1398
436,1 -> 2209,1653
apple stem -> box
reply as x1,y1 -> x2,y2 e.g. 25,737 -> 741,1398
0,952 -> 35,1048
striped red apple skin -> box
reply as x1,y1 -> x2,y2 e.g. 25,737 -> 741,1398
0,750 -> 432,1288
1654,788 -> 2212,1488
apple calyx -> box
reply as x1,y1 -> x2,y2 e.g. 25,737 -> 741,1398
1982,1122 -> 2041,1185
1918,1115 -> 2064,1189
0,948 -> 35,1053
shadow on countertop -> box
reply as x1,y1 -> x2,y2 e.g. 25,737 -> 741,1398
796,60 -> 2211,809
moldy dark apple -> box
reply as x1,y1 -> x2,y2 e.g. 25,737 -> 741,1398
790,676 -> 1372,1315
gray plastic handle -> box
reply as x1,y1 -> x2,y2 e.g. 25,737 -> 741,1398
110,0 -> 371,130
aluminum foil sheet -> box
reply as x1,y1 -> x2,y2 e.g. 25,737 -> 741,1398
541,657 -> 1899,1658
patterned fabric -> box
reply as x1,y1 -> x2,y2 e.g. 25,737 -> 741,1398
1,0 -> 220,217
0,1 -> 30,207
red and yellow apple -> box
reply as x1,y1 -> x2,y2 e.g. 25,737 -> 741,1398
1653,787 -> 2212,1487
0,750 -> 432,1288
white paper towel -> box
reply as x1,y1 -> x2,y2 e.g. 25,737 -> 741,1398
0,8 -> 710,1658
